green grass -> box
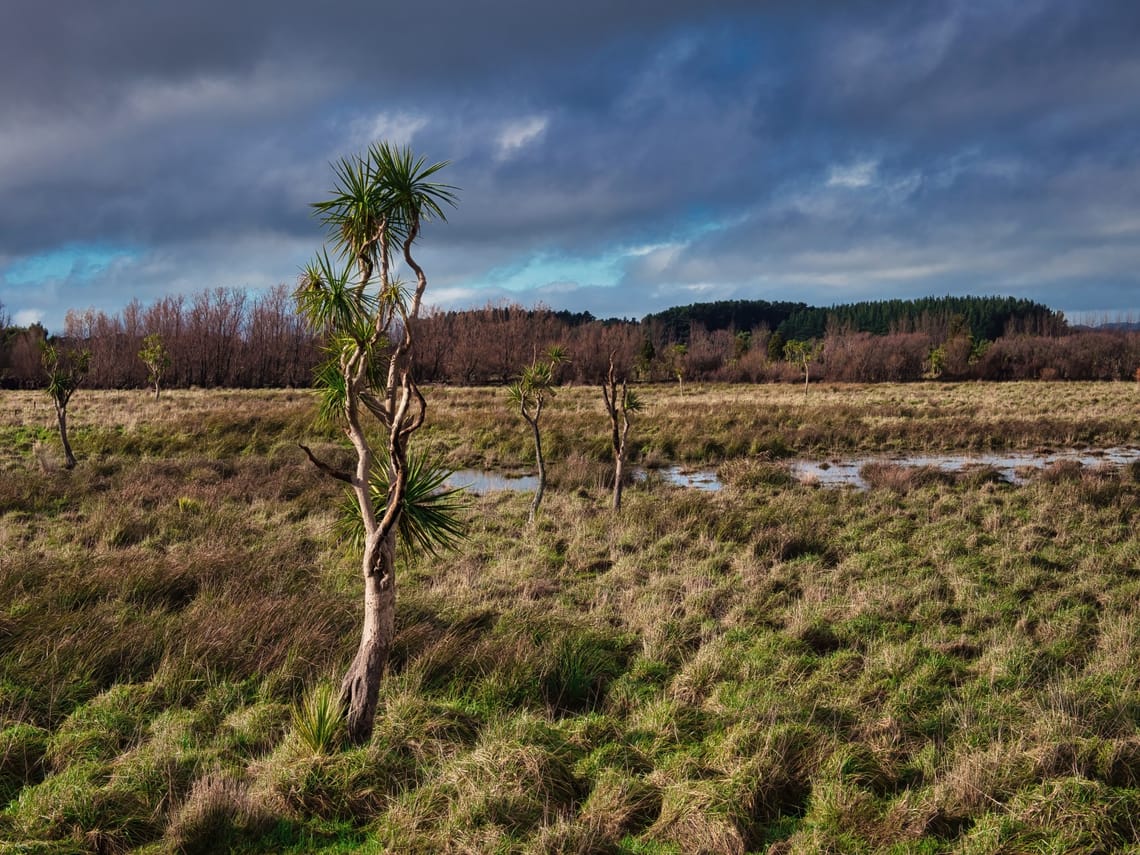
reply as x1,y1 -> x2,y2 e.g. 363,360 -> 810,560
1,383 -> 1139,852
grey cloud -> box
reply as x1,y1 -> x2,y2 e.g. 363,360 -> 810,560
3,0 -> 1140,329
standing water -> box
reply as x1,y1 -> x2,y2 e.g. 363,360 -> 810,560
448,447 -> 1140,494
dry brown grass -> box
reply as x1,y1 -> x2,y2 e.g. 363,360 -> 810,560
2,385 -> 1140,852
4,381 -> 1137,474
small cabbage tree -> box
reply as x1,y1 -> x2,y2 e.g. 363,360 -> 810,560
294,142 -> 459,744
601,353 -> 642,511
784,339 -> 822,391
42,341 -> 90,469
668,343 -> 688,394
509,345 -> 566,523
139,333 -> 171,399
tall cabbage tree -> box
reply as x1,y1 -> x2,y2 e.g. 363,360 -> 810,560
295,142 -> 458,744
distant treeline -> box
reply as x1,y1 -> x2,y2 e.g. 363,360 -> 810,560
0,286 -> 318,389
1,290 -> 1137,388
644,295 -> 1066,342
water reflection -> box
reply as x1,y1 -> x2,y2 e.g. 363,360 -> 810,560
448,447 -> 1140,494
447,470 -> 540,493
645,465 -> 723,492
793,446 -> 1140,489
447,466 -> 722,494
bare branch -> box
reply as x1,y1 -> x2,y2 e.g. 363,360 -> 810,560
298,443 -> 354,484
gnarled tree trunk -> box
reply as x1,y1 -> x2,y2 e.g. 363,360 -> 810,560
340,527 -> 397,744
612,449 -> 625,511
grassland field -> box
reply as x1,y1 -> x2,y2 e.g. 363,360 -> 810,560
1,381 -> 1139,853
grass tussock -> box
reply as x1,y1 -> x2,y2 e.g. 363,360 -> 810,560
1,385 -> 1140,851
289,681 -> 345,755
860,461 -> 957,492
166,772 -> 274,854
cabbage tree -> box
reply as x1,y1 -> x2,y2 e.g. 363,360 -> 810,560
601,353 -> 641,511
508,345 -> 566,523
295,142 -> 458,744
41,341 -> 90,469
138,333 -> 170,399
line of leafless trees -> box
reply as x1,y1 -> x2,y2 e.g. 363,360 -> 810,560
2,291 -> 1138,389
0,286 -> 319,389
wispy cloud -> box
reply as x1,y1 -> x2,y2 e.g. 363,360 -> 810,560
496,116 -> 548,159
826,159 -> 878,189
350,112 -> 430,149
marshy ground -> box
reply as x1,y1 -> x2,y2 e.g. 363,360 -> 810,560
1,382 -> 1139,853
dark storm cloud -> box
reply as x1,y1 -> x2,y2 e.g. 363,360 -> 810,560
1,0 -> 771,106
2,0 -> 1139,328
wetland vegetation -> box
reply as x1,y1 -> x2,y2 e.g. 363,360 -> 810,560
1,382 -> 1139,853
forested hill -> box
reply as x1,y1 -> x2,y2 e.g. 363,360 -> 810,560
645,295 -> 1065,342
642,299 -> 810,341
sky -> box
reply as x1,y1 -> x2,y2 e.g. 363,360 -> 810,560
2,0 -> 1139,332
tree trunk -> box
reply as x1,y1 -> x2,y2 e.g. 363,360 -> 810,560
603,362 -> 632,514
612,452 -> 624,511
340,529 -> 397,744
56,406 -> 76,469
528,415 -> 545,524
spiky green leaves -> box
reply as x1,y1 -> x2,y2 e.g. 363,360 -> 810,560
295,251 -> 378,339
510,361 -> 553,406
368,142 -> 457,234
296,143 -> 455,434
41,343 -> 90,408
311,142 -> 457,271
623,387 -> 643,414
312,155 -> 388,264
313,355 -> 351,428
334,450 -> 467,558
509,346 -> 568,421
291,682 -> 345,755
